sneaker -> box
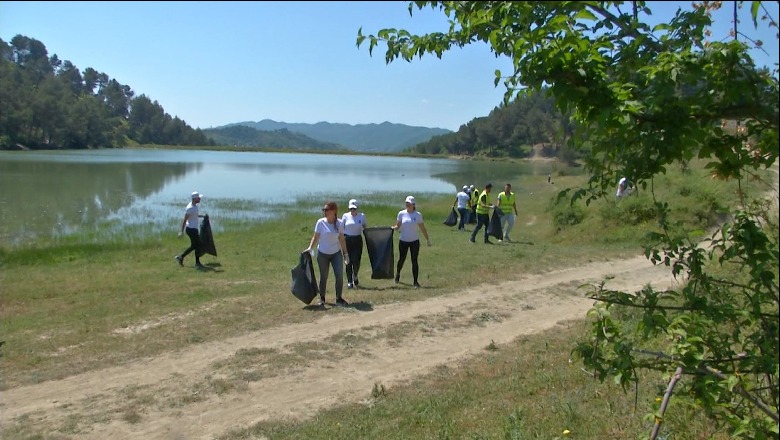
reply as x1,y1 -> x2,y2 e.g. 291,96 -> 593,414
336,298 -> 349,306
354,277 -> 359,287
413,282 -> 421,289
469,237 -> 475,243
174,255 -> 183,266
485,239 -> 494,245
347,282 -> 354,289
394,274 -> 400,284
317,299 -> 325,307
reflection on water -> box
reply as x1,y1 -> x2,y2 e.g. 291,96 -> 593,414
0,149 -> 567,247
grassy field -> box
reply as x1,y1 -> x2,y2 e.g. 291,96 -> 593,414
1,159 -> 769,439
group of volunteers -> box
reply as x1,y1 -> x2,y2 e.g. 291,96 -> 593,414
453,182 -> 518,244
303,196 -> 430,307
173,184 -> 518,309
174,190 -> 432,308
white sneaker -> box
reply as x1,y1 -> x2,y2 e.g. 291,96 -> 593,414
347,283 -> 354,289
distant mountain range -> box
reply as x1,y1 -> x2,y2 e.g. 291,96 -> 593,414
212,120 -> 452,153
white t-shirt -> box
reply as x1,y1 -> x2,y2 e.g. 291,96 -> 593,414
185,202 -> 199,229
396,209 -> 424,242
455,191 -> 470,209
314,217 -> 344,254
341,212 -> 366,236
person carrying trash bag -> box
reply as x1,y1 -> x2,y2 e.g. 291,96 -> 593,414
175,191 -> 208,269
452,185 -> 471,230
470,183 -> 495,244
341,198 -> 367,289
304,201 -> 350,308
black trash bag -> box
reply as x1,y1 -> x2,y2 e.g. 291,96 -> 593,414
197,215 -> 218,257
443,207 -> 458,227
364,226 -> 395,279
487,208 -> 504,240
291,251 -> 318,304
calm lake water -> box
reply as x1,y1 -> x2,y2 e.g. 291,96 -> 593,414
0,149 -> 563,247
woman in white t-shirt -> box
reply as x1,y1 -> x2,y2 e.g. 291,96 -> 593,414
341,198 -> 367,289
305,201 -> 350,307
391,195 -> 431,288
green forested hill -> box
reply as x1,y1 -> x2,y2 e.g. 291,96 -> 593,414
226,120 -> 452,153
203,125 -> 344,151
0,35 -> 214,150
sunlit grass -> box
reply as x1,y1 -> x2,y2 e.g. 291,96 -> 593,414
0,158 -> 769,439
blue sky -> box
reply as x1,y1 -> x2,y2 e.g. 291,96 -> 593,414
2,1 -> 777,132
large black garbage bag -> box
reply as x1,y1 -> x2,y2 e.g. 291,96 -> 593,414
487,208 -> 504,240
364,226 -> 395,279
291,251 -> 318,304
443,207 -> 458,227
197,215 -> 218,257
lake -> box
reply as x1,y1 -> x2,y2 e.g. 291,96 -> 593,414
0,149 -> 562,247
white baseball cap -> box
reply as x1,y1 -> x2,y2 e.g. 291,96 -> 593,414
462,185 -> 468,191
348,199 -> 358,209
405,195 -> 415,205
191,191 -> 203,199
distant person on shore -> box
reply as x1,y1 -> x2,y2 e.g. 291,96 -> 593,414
341,198 -> 367,289
453,185 -> 471,231
175,191 -> 206,269
392,196 -> 431,288
470,183 -> 495,244
305,201 -> 350,307
616,176 -> 631,199
497,183 -> 518,242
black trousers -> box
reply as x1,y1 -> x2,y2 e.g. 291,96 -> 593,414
181,227 -> 201,264
470,213 -> 490,242
345,235 -> 363,284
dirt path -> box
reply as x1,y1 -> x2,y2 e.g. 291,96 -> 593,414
0,254 -> 680,440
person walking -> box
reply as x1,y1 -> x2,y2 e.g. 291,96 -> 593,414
497,183 -> 518,242
305,201 -> 350,307
470,183 -> 495,244
392,195 -> 431,288
453,185 -> 471,231
175,191 -> 206,269
469,184 -> 478,224
341,198 -> 367,288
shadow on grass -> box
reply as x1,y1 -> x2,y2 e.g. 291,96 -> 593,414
195,263 -> 222,273
302,301 -> 374,312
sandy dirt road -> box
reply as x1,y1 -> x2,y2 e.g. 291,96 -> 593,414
0,253 -> 680,440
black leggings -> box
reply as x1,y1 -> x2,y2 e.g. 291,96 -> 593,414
181,227 -> 201,264
344,235 -> 363,283
396,239 -> 420,284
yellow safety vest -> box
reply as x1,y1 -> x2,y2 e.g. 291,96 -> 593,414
497,192 -> 515,212
476,190 -> 490,215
